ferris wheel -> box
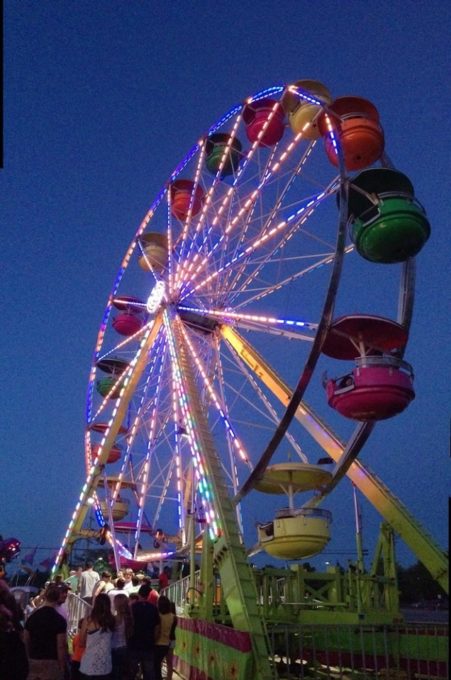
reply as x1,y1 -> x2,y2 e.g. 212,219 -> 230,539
54,81 -> 437,597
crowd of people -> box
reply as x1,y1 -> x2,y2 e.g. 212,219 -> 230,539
0,562 -> 177,680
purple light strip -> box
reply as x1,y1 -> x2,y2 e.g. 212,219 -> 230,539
177,305 -> 317,331
133,340 -> 167,549
181,323 -> 249,463
164,311 -> 219,538
182,192 -> 325,299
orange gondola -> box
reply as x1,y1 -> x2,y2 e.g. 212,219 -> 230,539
318,96 -> 384,170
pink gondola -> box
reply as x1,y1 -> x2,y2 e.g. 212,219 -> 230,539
323,315 -> 415,420
243,98 -> 285,146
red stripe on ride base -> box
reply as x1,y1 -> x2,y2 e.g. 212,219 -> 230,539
177,617 -> 252,652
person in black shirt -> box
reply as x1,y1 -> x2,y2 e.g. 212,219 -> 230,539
0,579 -> 28,680
24,583 -> 67,680
128,583 -> 160,680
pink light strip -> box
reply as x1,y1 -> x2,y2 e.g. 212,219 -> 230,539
134,337 -> 167,549
174,112 -> 244,290
53,322 -> 158,572
164,311 -> 219,538
172,142 -> 207,287
180,323 -> 249,463
177,100 -> 287,294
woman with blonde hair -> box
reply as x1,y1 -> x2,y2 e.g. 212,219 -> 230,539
154,595 -> 176,680
111,594 -> 132,680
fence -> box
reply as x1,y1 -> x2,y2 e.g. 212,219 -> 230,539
268,622 -> 448,679
67,591 -> 91,634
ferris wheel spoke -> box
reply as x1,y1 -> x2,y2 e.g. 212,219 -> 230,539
99,317 -> 152,356
213,338 -> 252,477
224,347 -> 308,463
174,135 -> 252,290
208,150 -> 330,302
224,184 -> 338,304
175,116 -> 245,288
177,304 -> 317,344
89,322 -> 165,427
180,321 -> 250,466
53,315 -> 163,569
177,109 -> 309,297
151,453 -> 178,531
211,339 -> 247,534
164,312 -> 221,538
99,335 -> 169,517
221,326 -> 343,458
214,363 -> 304,473
171,144 -> 207,292
221,379 -> 286,432
104,333 -> 167,497
220,141 -> 320,294
233,245 -> 353,310
132,332 -> 168,555
185,181 -> 335,302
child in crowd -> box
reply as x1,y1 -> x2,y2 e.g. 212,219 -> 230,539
70,617 -> 85,680
111,594 -> 133,680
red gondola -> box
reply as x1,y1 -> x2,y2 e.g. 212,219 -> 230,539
243,98 -> 285,146
91,442 -> 121,464
112,296 -> 146,336
170,179 -> 204,220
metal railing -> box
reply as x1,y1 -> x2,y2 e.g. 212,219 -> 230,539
67,592 -> 92,634
165,572 -> 202,611
165,566 -> 403,625
355,355 -> 413,374
268,622 -> 448,679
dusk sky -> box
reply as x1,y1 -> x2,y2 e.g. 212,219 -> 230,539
1,1 -> 450,573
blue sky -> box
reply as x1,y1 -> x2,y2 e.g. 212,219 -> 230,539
1,0 -> 450,572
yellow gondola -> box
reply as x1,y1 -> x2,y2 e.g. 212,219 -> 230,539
255,462 -> 333,559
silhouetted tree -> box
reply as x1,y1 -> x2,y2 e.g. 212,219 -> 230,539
397,561 -> 447,605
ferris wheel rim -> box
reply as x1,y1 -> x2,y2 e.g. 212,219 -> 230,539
70,81 -> 416,571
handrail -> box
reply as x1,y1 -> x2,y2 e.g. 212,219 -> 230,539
274,507 -> 332,520
353,195 -> 423,226
355,354 -> 413,373
67,592 -> 92,634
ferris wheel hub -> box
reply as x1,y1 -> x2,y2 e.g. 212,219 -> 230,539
146,280 -> 166,313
